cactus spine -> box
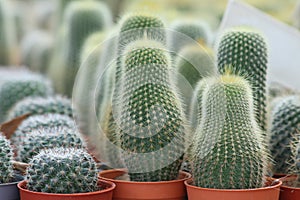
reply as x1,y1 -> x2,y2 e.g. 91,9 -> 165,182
26,147 -> 99,193
290,137 -> 300,187
190,74 -> 267,189
117,40 -> 186,181
0,134 -> 14,183
217,27 -> 268,132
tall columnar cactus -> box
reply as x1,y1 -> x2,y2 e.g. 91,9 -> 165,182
17,127 -> 85,163
269,95 -> 300,174
11,114 -> 76,147
0,134 -> 14,184
117,40 -> 186,181
50,1 -> 112,96
8,95 -> 73,120
0,0 -> 17,65
0,73 -> 53,122
217,27 -> 268,132
191,74 -> 267,189
26,147 -> 99,193
169,19 -> 210,53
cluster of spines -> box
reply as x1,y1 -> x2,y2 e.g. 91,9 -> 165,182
0,134 -> 14,184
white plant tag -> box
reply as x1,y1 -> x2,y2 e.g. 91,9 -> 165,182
218,0 -> 300,91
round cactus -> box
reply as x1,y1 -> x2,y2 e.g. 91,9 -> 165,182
117,40 -> 187,181
217,27 -> 268,132
8,95 -> 73,120
190,74 -> 268,189
11,114 -> 76,147
26,147 -> 99,193
17,127 -> 85,163
0,73 -> 53,122
0,134 -> 14,184
269,95 -> 300,174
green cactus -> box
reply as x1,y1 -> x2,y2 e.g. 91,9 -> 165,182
0,0 -> 17,65
117,40 -> 186,181
0,134 -> 14,184
217,27 -> 268,133
268,81 -> 295,100
8,95 -> 73,120
11,114 -> 76,147
51,1 -> 112,96
269,95 -> 300,174
190,74 -> 268,189
0,73 -> 53,122
26,147 -> 99,193
170,19 -> 211,52
17,127 -> 85,163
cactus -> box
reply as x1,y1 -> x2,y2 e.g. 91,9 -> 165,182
8,95 -> 73,120
269,95 -> 300,174
26,147 -> 99,193
217,27 -> 268,132
169,19 -> 211,53
17,127 -> 85,163
190,74 -> 268,189
11,114 -> 76,147
268,81 -> 295,100
289,137 -> 300,187
117,40 -> 186,181
0,73 -> 53,122
0,0 -> 17,65
0,134 -> 14,184
50,1 -> 112,96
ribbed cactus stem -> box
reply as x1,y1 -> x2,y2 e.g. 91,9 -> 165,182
117,40 -> 186,181
0,134 -> 14,183
191,74 -> 267,189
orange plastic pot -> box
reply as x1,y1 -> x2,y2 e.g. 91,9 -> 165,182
185,178 -> 282,200
17,179 -> 115,200
279,175 -> 300,200
99,169 -> 192,200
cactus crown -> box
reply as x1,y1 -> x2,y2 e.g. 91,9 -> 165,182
190,74 -> 268,189
0,134 -> 14,184
26,147 -> 99,193
17,127 -> 85,163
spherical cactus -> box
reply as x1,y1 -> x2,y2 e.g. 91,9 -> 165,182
117,40 -> 187,181
26,147 -> 99,193
0,134 -> 14,184
0,73 -> 53,122
217,27 -> 268,132
190,74 -> 268,189
269,95 -> 300,174
17,127 -> 85,163
8,95 -> 73,120
11,114 -> 76,147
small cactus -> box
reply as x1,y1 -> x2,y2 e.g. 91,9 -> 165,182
17,127 -> 85,163
8,95 -> 73,120
269,95 -> 300,174
26,147 -> 99,193
11,114 -> 76,147
0,134 -> 14,184
117,40 -> 186,181
289,136 -> 300,187
217,27 -> 268,132
190,74 -> 268,189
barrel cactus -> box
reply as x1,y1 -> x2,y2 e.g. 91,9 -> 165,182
0,134 -> 14,184
8,95 -> 73,120
26,147 -> 99,193
190,74 -> 268,189
17,127 -> 85,163
117,40 -> 186,181
11,114 -> 76,147
269,95 -> 300,174
217,27 -> 268,132
0,73 -> 53,122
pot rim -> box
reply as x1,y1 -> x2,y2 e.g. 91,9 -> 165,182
0,180 -> 22,187
279,174 -> 300,190
99,169 -> 192,185
184,177 -> 282,192
17,179 -> 116,196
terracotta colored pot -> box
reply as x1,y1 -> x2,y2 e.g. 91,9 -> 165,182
99,169 -> 192,200
185,178 -> 282,200
17,179 -> 115,200
279,175 -> 300,200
